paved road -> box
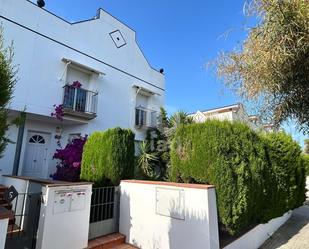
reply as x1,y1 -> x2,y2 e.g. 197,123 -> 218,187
259,205 -> 309,249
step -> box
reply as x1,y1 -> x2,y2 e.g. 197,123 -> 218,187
87,233 -> 138,249
1,203 -> 12,210
7,224 -> 24,238
0,185 -> 8,192
0,198 -> 8,205
112,244 -> 139,249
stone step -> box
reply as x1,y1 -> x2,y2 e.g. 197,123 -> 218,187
87,233 -> 139,249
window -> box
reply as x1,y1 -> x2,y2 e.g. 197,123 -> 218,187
29,135 -> 45,144
134,140 -> 143,156
135,108 -> 147,127
68,133 -> 81,143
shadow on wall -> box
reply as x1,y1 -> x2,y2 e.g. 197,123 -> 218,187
122,191 -> 164,249
121,191 -> 218,249
168,201 -> 211,249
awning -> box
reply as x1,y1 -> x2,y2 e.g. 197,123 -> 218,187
133,85 -> 161,96
62,58 -> 105,75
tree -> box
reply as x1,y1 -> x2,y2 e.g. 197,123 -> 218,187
0,26 -> 16,157
216,0 -> 309,132
144,109 -> 193,180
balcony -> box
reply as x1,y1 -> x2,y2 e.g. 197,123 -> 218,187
135,106 -> 157,129
62,85 -> 98,120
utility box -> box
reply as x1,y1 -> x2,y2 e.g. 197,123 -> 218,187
36,183 -> 92,249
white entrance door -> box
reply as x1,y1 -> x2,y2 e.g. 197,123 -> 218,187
22,132 -> 50,179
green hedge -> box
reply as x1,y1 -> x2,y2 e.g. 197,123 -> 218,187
81,128 -> 135,186
263,133 -> 306,219
170,120 -> 305,235
303,154 -> 309,176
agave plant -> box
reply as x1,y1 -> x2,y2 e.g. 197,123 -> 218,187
137,141 -> 159,178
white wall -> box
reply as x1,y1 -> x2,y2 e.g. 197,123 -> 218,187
0,0 -> 165,174
0,219 -> 9,249
0,118 -> 18,178
0,0 -> 164,121
36,184 -> 92,249
119,180 -> 220,249
223,211 -> 292,249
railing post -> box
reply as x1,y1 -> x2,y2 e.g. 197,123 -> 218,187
73,87 -> 77,111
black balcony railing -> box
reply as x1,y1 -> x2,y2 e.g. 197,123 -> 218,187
135,106 -> 157,128
62,85 -> 98,117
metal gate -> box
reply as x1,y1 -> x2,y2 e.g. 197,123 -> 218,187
89,186 -> 119,239
5,192 -> 42,249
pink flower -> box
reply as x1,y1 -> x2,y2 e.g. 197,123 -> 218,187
71,81 -> 82,88
72,162 -> 81,168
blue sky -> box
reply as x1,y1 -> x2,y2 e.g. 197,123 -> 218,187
36,0 -> 306,147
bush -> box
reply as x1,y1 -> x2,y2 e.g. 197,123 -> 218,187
170,120 -> 305,235
263,133 -> 306,217
51,136 -> 87,182
81,128 -> 135,186
303,154 -> 309,176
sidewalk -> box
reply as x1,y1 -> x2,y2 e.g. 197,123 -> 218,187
259,205 -> 309,249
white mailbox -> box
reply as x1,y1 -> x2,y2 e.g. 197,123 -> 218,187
71,189 -> 86,211
53,190 -> 72,214
37,184 -> 92,249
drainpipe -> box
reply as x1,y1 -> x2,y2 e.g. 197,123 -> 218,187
12,112 -> 26,176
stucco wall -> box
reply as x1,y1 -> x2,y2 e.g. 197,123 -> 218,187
0,219 -> 8,249
0,0 -> 165,140
0,0 -> 165,178
119,180 -> 220,249
223,211 -> 292,249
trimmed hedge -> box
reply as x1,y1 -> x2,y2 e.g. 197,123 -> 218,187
263,133 -> 306,219
304,154 -> 309,176
170,120 -> 305,235
81,128 -> 135,186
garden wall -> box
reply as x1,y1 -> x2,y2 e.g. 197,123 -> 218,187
223,211 -> 292,249
119,180 -> 220,249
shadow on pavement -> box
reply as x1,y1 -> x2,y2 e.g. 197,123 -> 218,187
259,205 -> 309,249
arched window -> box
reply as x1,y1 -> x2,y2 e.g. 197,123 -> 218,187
29,135 -> 45,144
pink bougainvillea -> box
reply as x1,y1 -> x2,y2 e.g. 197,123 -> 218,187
50,135 -> 87,182
51,104 -> 64,121
71,81 -> 82,88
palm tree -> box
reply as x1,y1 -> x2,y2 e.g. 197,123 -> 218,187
167,111 -> 193,137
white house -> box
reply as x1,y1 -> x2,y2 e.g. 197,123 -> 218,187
189,103 -> 262,130
0,0 -> 165,181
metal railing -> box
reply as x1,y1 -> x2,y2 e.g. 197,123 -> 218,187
90,187 -> 116,223
135,106 -> 157,128
62,85 -> 98,115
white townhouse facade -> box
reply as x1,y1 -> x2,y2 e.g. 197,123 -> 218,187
0,0 -> 165,181
189,103 -> 262,131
